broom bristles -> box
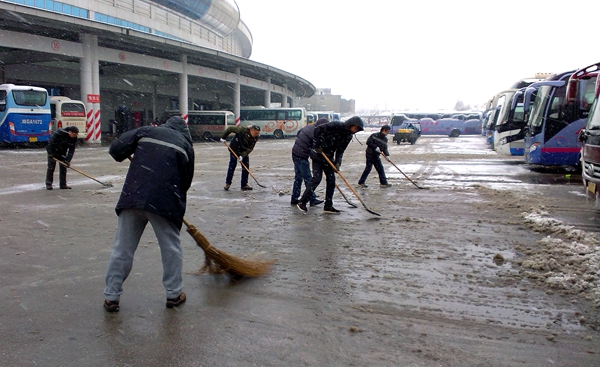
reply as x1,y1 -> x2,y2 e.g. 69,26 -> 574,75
186,225 -> 273,277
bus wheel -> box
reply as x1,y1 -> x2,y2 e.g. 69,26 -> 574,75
274,130 -> 284,139
202,131 -> 213,141
449,129 -> 461,137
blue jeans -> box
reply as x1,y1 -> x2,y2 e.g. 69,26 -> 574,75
226,152 -> 249,188
291,154 -> 316,203
104,209 -> 183,301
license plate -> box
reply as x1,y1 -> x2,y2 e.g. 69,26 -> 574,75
29,137 -> 38,142
587,181 -> 596,194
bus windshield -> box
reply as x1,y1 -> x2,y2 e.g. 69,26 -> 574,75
528,85 -> 552,134
13,89 -> 47,106
588,99 -> 600,130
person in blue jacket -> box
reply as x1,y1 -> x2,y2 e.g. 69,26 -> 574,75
290,117 -> 328,206
103,116 -> 195,312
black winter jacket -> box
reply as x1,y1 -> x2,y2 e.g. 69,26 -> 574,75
222,126 -> 258,157
46,129 -> 77,162
365,132 -> 390,158
109,116 -> 195,229
292,119 -> 328,159
310,121 -> 354,167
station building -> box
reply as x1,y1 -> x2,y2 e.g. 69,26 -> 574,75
0,0 -> 316,141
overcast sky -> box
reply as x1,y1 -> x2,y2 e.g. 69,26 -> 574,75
235,0 -> 599,112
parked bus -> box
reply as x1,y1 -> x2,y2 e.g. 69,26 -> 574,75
50,96 -> 87,140
308,111 -> 334,122
494,89 -> 523,155
523,69 -> 596,166
162,110 -> 235,141
574,62 -> 600,201
0,84 -> 52,144
306,112 -> 317,125
239,107 -> 306,138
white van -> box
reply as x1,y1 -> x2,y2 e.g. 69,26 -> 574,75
162,110 -> 235,141
50,96 -> 86,139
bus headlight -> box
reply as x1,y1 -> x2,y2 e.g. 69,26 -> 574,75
499,137 -> 507,145
529,142 -> 540,152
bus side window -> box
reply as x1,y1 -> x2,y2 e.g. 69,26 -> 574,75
277,111 -> 286,120
0,91 -> 6,112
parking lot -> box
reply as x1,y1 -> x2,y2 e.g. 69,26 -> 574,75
1,133 -> 598,366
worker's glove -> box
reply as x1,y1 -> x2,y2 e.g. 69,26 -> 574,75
65,161 -> 70,167
375,147 -> 381,153
220,138 -> 226,143
238,156 -> 243,162
335,163 -> 341,171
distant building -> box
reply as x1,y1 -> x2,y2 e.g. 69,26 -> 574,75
298,88 -> 355,115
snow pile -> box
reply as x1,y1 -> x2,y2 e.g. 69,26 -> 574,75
518,210 -> 599,310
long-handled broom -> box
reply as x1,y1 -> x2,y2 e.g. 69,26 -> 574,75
381,152 -> 428,189
321,152 -> 381,216
123,156 -> 272,276
183,218 -> 273,277
53,158 -> 113,187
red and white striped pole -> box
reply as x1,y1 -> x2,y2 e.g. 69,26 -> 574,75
85,106 -> 94,141
93,106 -> 101,142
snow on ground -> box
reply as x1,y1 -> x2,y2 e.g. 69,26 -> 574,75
519,209 -> 600,311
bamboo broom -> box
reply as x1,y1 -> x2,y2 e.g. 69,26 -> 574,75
124,156 -> 272,277
183,218 -> 273,277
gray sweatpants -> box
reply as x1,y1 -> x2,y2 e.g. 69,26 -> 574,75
104,209 -> 183,301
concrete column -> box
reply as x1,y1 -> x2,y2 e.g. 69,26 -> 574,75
264,77 -> 271,108
179,54 -> 188,122
234,67 -> 240,125
80,34 -> 94,142
282,83 -> 288,108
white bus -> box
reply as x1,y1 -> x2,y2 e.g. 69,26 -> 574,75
50,96 -> 87,140
239,107 -> 306,138
162,110 -> 235,141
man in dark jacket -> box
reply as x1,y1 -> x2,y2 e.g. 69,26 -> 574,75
297,116 -> 364,214
290,118 -> 328,206
220,124 -> 260,191
103,116 -> 195,312
45,126 -> 79,190
358,125 -> 392,188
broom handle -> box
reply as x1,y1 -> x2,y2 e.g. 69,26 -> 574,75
320,152 -> 368,208
53,157 -> 110,186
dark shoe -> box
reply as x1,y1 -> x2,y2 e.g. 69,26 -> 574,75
324,206 -> 341,214
380,183 -> 392,188
310,199 -> 324,207
296,202 -> 308,213
357,183 -> 368,188
60,185 -> 72,189
224,184 -> 230,191
166,292 -> 186,308
290,199 -> 299,205
46,185 -> 53,190
241,185 -> 253,191
104,299 -> 120,313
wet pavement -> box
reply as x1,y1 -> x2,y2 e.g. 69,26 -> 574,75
1,134 -> 599,366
